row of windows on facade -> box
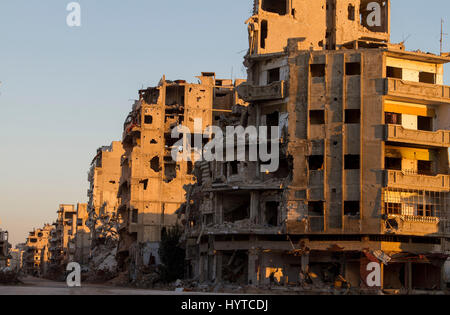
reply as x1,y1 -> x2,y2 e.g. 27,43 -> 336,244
309,63 -> 437,85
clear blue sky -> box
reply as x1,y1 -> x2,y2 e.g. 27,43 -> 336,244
0,0 -> 449,246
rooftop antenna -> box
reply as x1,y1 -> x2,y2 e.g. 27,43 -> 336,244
440,18 -> 448,55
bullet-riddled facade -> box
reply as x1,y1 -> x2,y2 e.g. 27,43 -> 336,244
117,73 -> 244,271
87,142 -> 124,247
49,205 -> 77,270
182,0 -> 450,292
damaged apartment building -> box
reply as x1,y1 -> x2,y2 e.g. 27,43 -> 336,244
117,73 -> 244,279
48,204 -> 77,274
0,228 -> 10,269
181,0 -> 450,293
85,141 -> 124,275
23,224 -> 53,276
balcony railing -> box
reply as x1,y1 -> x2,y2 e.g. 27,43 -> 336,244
385,78 -> 450,104
236,81 -> 285,102
385,124 -> 450,147
385,170 -> 450,191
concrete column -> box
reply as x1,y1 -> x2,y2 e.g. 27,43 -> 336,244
215,252 -> 223,283
301,252 -> 310,273
250,191 -> 260,224
248,248 -> 259,286
406,262 -> 412,294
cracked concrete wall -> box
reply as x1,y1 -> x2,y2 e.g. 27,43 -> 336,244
248,0 -> 390,56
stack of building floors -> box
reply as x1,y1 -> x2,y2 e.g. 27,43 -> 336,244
180,0 -> 450,293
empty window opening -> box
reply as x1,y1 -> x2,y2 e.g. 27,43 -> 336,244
165,132 -> 183,148
261,0 -> 288,15
266,111 -> 279,139
308,155 -> 324,171
310,64 -> 326,77
140,179 -> 149,190
308,201 -> 324,216
265,202 -> 278,226
346,62 -> 361,76
348,4 -> 356,21
385,157 -> 402,171
131,209 -> 138,223
64,213 -> 74,220
230,161 -> 239,175
418,116 -> 433,131
310,110 -> 325,125
418,160 -> 433,175
387,66 -> 402,79
273,157 -> 291,179
164,162 -> 177,183
345,109 -> 361,124
385,202 -> 401,215
260,20 -> 268,49
150,156 -> 160,173
345,155 -> 360,169
165,85 -> 185,106
385,112 -> 402,125
187,161 -> 194,175
267,68 -> 280,84
344,201 -> 360,216
30,238 -> 37,243
223,193 -> 251,223
144,115 -> 153,124
419,72 -> 435,84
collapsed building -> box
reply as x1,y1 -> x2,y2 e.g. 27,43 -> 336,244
117,73 -> 245,281
181,0 -> 450,293
85,142 -> 124,276
48,204 -> 77,275
0,228 -> 10,269
23,224 -> 53,276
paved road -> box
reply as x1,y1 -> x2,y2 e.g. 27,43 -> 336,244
0,277 -> 215,295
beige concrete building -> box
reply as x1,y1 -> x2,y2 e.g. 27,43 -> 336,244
49,204 -> 77,269
73,203 -> 90,265
182,0 -> 450,293
117,73 -> 244,273
23,224 -> 53,276
9,244 -> 25,273
87,142 -> 124,247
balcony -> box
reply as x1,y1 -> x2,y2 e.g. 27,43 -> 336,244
236,81 -> 285,102
385,170 -> 450,191
385,124 -> 450,147
385,78 -> 450,104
